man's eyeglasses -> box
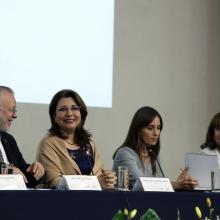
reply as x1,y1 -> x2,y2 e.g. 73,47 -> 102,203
57,105 -> 81,113
8,108 -> 17,114
0,106 -> 17,114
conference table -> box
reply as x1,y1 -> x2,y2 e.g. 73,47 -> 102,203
1,190 -> 220,220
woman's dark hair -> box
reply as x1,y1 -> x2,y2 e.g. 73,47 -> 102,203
49,89 -> 91,146
113,106 -> 163,175
202,112 -> 220,150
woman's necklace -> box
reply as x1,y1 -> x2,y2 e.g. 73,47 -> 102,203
142,150 -> 151,164
64,139 -> 75,145
64,139 -> 80,150
142,150 -> 149,158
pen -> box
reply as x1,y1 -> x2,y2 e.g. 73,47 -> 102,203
180,168 -> 196,181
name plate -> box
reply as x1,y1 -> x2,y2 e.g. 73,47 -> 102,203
139,177 -> 174,192
58,175 -> 102,190
0,174 -> 27,190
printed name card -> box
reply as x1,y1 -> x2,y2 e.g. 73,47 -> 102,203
0,174 -> 27,190
58,175 -> 102,190
139,177 -> 174,192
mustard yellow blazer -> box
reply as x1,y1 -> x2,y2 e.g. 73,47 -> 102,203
37,133 -> 103,188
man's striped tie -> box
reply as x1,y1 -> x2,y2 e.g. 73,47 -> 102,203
0,148 -> 4,163
0,135 -> 4,163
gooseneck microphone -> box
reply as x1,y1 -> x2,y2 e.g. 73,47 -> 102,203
200,143 -> 207,149
81,144 -> 95,175
200,143 -> 213,149
147,146 -> 165,178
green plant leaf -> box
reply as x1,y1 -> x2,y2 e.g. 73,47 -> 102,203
112,210 -> 125,220
140,208 -> 161,220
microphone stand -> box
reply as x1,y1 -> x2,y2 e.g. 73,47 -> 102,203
148,148 -> 165,178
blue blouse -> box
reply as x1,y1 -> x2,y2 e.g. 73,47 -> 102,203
67,144 -> 94,175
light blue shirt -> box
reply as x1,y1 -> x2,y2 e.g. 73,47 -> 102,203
113,146 -> 163,189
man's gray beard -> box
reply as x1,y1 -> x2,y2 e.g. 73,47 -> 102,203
0,118 -> 7,132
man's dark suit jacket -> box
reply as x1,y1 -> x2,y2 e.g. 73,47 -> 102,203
0,131 -> 39,188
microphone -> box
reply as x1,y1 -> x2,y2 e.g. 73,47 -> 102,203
81,144 -> 95,175
200,143 -> 207,149
147,146 -> 165,177
200,143 -> 213,149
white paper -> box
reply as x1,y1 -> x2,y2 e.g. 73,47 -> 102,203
139,177 -> 174,192
185,153 -> 218,190
0,174 -> 27,190
58,175 -> 102,190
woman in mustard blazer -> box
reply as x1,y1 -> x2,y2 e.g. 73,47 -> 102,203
37,89 -> 116,189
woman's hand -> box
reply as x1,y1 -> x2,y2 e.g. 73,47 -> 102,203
173,168 -> 199,190
98,169 -> 117,189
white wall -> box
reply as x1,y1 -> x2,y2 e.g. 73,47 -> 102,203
10,0 -> 220,179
